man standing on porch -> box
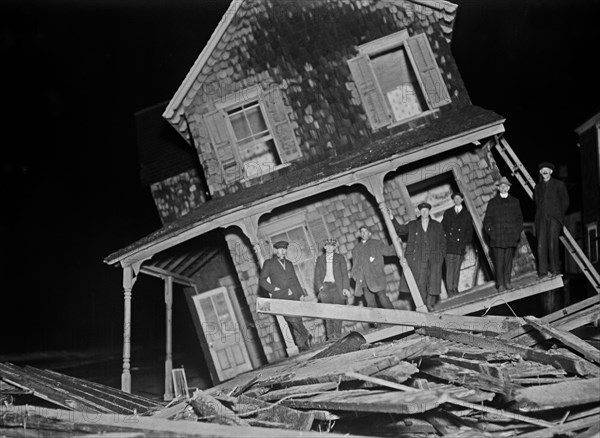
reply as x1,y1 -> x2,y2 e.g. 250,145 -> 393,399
535,162 -> 569,279
259,240 -> 312,351
483,177 -> 524,292
442,192 -> 473,297
314,238 -> 352,340
393,203 -> 446,311
350,225 -> 396,312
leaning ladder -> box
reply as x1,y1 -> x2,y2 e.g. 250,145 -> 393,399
493,136 -> 600,295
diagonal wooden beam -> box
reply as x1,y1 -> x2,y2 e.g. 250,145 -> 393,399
256,298 -> 519,335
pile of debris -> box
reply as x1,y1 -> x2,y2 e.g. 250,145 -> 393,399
1,311 -> 599,437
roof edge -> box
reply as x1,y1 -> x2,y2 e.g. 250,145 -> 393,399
163,0 -> 242,121
575,110 -> 600,135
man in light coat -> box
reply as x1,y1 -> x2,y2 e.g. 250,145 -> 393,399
314,238 -> 352,340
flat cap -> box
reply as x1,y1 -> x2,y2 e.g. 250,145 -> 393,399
497,176 -> 512,186
538,162 -> 555,171
451,191 -> 463,199
417,202 -> 432,210
273,240 -> 289,249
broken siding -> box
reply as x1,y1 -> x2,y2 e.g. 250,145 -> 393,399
174,0 -> 470,199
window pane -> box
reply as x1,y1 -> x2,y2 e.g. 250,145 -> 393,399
246,106 -> 268,135
372,47 -> 426,122
286,226 -> 311,262
229,111 -> 252,141
241,140 -> 281,179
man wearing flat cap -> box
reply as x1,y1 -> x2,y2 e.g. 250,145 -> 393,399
392,202 -> 446,310
534,162 -> 569,279
483,176 -> 524,291
442,192 -> 473,297
314,238 -> 352,340
259,240 -> 311,351
350,225 -> 397,312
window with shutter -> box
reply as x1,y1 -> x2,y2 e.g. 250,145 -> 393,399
204,85 -> 300,184
348,30 -> 451,130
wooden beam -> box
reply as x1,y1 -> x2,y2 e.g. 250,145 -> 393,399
514,377 -> 600,411
523,316 -> 600,364
256,298 -> 519,335
140,264 -> 194,286
419,327 -> 600,377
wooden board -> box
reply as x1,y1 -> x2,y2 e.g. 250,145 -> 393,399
514,377 -> 600,411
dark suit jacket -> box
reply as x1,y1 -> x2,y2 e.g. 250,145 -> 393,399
483,194 -> 523,248
259,256 -> 305,300
314,252 -> 350,297
535,178 -> 569,227
442,207 -> 473,255
394,218 -> 446,264
350,238 -> 396,295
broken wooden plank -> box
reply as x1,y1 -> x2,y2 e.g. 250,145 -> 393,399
370,361 -> 419,384
310,331 -> 366,360
282,388 -> 450,414
418,358 -> 520,397
410,378 -> 495,403
189,389 -> 250,427
437,355 -> 510,380
1,405 -> 365,437
514,377 -> 600,411
418,327 -> 600,377
523,316 -> 600,364
235,395 -> 314,431
345,371 -> 555,428
258,382 -> 340,402
257,298 -> 519,334
516,414 -> 600,438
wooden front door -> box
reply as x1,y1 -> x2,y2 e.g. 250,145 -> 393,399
191,287 -> 253,381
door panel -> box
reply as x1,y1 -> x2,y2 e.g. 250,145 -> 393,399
192,287 -> 253,381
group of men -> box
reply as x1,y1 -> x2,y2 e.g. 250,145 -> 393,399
259,161 -> 568,351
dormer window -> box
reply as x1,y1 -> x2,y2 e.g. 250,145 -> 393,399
348,30 -> 451,130
203,85 -> 301,184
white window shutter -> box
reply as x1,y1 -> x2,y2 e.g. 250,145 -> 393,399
406,34 -> 451,108
261,87 -> 302,163
347,54 -> 390,129
203,110 -> 239,184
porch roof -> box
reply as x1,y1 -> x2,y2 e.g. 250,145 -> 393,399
105,105 -> 504,267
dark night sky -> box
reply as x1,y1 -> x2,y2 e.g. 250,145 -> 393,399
2,0 -> 599,355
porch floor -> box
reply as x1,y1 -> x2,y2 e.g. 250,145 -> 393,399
434,271 -> 564,315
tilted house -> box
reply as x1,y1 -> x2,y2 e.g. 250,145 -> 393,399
105,0 -> 555,397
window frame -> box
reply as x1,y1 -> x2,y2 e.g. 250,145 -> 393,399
215,87 -> 290,182
349,30 -> 451,130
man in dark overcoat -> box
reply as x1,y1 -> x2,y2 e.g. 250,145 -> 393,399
483,177 -> 524,291
314,238 -> 352,340
535,162 -> 569,278
350,225 -> 396,311
441,192 -> 473,297
259,240 -> 311,351
393,202 -> 446,310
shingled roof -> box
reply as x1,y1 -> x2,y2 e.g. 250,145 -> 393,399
105,105 -> 503,265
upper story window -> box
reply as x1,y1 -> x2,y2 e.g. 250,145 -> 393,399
203,85 -> 301,184
348,30 -> 451,130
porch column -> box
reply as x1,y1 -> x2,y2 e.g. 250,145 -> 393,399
121,265 -> 135,392
239,217 -> 299,356
164,275 -> 174,401
361,175 -> 428,313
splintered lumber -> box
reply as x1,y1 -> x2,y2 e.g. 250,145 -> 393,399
370,361 -> 419,384
0,406 -> 365,438
235,395 -> 314,431
418,327 -> 600,377
501,295 -> 600,346
437,355 -> 510,379
189,389 -> 250,426
310,331 -> 366,360
345,372 -> 555,428
418,358 -> 520,397
282,388 -> 451,414
410,379 -> 494,403
513,377 -> 600,411
523,316 -> 600,364
516,415 -> 600,438
258,382 -> 340,402
256,298 -> 518,335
